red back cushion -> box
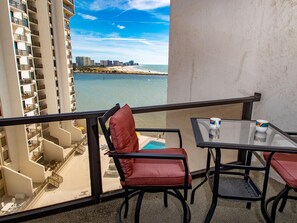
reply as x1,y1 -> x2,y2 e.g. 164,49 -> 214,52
110,104 -> 139,178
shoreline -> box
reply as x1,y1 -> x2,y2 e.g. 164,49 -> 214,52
74,65 -> 168,75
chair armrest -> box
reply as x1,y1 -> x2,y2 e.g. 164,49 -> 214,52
135,128 -> 182,148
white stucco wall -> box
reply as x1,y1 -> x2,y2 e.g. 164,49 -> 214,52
168,0 -> 297,131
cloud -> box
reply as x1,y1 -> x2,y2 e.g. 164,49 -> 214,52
85,0 -> 170,11
116,25 -> 125,29
150,12 -> 169,22
77,13 -> 97,21
70,30 -> 168,64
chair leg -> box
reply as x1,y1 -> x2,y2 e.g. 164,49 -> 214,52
271,185 -> 291,222
278,187 -> 289,212
124,188 -> 129,218
134,191 -> 145,223
191,177 -> 207,204
164,190 -> 168,207
174,189 -> 191,223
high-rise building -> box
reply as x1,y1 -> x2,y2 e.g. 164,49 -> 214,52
76,56 -> 91,67
0,0 -> 84,203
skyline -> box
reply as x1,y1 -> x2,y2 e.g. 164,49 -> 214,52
71,0 -> 170,65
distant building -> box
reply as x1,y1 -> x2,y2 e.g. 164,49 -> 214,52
90,60 -> 95,66
76,56 -> 91,67
95,62 -> 100,66
100,60 -> 108,66
113,60 -> 120,66
129,60 -> 134,65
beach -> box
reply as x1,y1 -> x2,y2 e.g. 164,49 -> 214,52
74,65 -> 167,75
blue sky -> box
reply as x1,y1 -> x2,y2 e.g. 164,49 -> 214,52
71,0 -> 170,65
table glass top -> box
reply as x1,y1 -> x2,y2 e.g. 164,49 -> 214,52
194,119 -> 297,150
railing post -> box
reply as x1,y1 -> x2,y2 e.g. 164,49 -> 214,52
86,117 -> 102,201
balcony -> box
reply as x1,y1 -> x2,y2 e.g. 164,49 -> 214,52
29,17 -> 38,25
35,74 -> 44,80
64,24 -> 70,30
28,5 -> 37,13
24,104 -> 38,114
34,52 -> 42,58
18,64 -> 32,71
14,34 -> 27,42
37,84 -> 45,90
31,30 -> 39,36
15,49 -> 29,56
35,64 -> 43,69
11,17 -> 28,27
38,94 -> 46,101
39,104 -> 47,111
1,93 -> 290,223
28,140 -> 41,152
27,128 -> 41,139
9,0 -> 27,13
66,45 -> 72,50
22,92 -> 36,100
20,78 -> 34,85
32,41 -> 41,47
63,4 -> 74,15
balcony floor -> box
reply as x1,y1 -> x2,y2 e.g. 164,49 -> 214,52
30,172 -> 297,223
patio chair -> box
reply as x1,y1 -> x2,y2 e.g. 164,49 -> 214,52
99,104 -> 192,223
263,152 -> 297,222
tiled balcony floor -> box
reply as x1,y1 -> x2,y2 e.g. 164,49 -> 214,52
30,172 -> 297,223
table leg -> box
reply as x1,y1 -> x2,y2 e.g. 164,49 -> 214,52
244,150 -> 253,209
204,148 -> 221,223
261,152 -> 274,223
191,148 -> 211,204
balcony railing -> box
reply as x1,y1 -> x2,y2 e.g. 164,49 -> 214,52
30,17 -> 38,24
34,53 -> 42,58
20,78 -> 34,85
35,64 -> 43,69
39,104 -> 47,110
63,4 -> 74,14
14,34 -> 27,41
11,17 -> 28,27
28,5 -> 37,13
37,84 -> 45,90
24,104 -> 38,113
38,94 -> 46,100
0,93 -> 261,222
31,30 -> 39,36
22,92 -> 36,99
18,64 -> 32,70
15,49 -> 29,56
9,0 -> 27,13
32,41 -> 41,47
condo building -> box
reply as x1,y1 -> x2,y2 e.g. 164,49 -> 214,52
0,0 -> 85,208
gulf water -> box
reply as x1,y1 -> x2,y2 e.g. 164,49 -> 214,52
74,65 -> 168,112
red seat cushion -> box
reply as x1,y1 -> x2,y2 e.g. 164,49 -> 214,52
110,104 -> 139,178
264,152 -> 297,188
122,148 -> 192,187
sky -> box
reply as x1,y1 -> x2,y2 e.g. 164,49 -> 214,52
70,0 -> 170,65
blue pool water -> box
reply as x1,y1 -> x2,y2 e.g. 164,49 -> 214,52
142,141 -> 165,150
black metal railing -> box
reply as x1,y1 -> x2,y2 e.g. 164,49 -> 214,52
0,93 -> 261,222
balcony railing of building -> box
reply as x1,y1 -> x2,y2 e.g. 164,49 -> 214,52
32,41 -> 41,47
35,64 -> 43,69
39,104 -> 47,111
18,64 -> 32,71
21,92 -> 36,100
64,24 -> 70,30
63,4 -> 74,14
9,0 -> 27,13
24,104 -> 38,114
15,49 -> 29,56
14,34 -> 27,42
27,5 -> 37,13
37,84 -> 45,90
35,74 -> 44,80
27,128 -> 41,139
31,30 -> 39,36
20,78 -> 34,85
29,17 -> 38,25
11,17 -> 28,27
34,52 -> 42,58
0,93 -> 261,222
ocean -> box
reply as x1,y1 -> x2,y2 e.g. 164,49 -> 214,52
74,65 -> 168,112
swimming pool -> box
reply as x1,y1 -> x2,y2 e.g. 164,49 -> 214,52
142,141 -> 165,150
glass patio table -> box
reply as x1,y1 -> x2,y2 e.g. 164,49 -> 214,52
190,118 -> 297,223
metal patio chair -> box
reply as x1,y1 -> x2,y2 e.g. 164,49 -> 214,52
99,104 -> 192,223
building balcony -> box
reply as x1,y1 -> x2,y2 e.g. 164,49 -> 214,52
9,0 -> 27,13
38,94 -> 46,101
22,92 -> 36,100
31,30 -> 39,36
34,53 -> 42,58
64,24 -> 70,30
39,104 -> 47,111
32,41 -> 41,47
27,128 -> 41,139
66,45 -> 72,50
68,64 -> 73,69
28,5 -> 37,13
29,18 -> 38,25
24,104 -> 38,114
14,34 -> 27,42
15,49 -> 30,56
63,4 -> 74,15
35,64 -> 43,69
36,74 -> 44,80
20,78 -> 34,85
70,90 -> 75,95
37,84 -> 45,90
18,64 -> 32,71
70,98 -> 76,103
11,17 -> 28,28
28,140 -> 41,152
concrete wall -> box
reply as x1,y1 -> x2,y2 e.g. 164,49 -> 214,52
168,0 -> 297,131
43,138 -> 64,162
